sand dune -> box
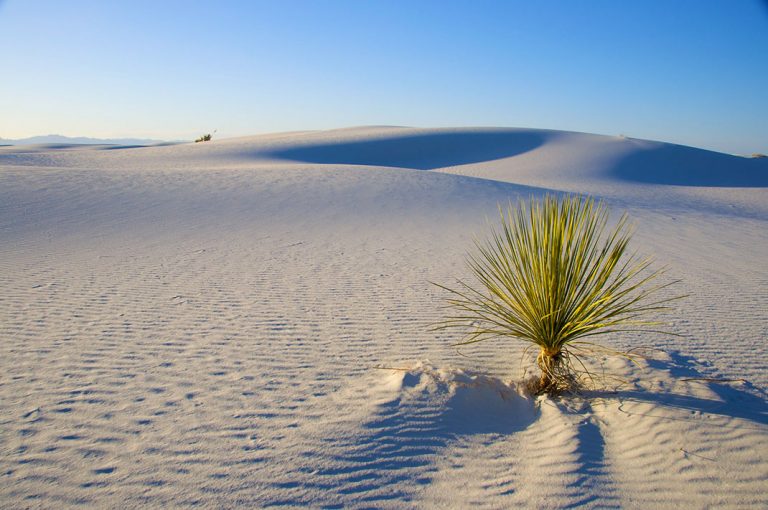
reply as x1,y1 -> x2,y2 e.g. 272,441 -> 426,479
1,127 -> 766,508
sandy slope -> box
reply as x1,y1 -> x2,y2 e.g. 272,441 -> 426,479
1,127 -> 766,508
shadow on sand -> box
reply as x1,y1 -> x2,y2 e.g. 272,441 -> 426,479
584,351 -> 768,425
274,354 -> 766,506
264,130 -> 547,170
554,350 -> 768,508
612,142 -> 768,187
592,351 -> 768,425
293,368 -> 538,506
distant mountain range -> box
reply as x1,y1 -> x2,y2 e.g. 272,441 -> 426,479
0,134 -> 175,146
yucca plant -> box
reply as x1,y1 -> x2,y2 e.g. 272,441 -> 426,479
434,194 -> 682,394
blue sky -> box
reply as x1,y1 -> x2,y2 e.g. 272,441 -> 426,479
1,0 -> 766,154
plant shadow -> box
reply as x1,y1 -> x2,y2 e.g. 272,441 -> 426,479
590,351 -> 768,425
300,367 -> 538,506
561,409 -> 616,508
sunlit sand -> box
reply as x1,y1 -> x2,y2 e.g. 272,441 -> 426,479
1,127 -> 766,507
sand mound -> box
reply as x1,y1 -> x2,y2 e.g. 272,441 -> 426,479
379,362 -> 536,433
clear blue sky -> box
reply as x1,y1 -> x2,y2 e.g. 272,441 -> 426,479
1,0 -> 766,154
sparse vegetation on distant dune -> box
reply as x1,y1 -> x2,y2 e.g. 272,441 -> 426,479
195,133 -> 212,143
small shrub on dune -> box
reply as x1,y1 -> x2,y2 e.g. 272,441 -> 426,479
434,194 -> 683,395
195,133 -> 212,143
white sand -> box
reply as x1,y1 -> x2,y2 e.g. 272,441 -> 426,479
1,127 -> 766,508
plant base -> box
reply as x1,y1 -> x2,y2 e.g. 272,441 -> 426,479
533,349 -> 580,395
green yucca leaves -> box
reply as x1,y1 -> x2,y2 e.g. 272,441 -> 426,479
434,194 -> 682,393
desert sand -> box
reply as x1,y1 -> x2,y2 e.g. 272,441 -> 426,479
1,127 -> 766,508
